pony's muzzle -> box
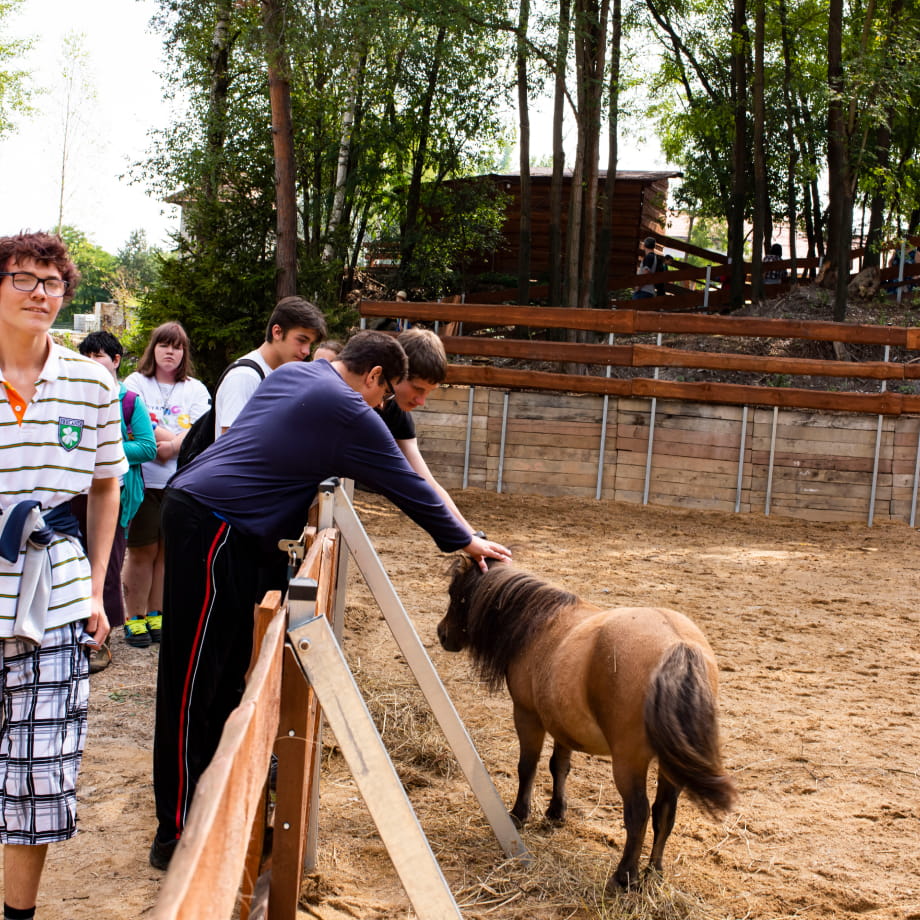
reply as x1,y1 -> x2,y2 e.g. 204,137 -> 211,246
436,619 -> 464,652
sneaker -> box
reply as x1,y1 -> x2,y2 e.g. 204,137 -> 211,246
149,834 -> 179,870
124,617 -> 151,648
89,640 -> 112,674
147,612 -> 163,644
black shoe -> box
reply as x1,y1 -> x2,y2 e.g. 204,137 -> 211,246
149,834 -> 179,870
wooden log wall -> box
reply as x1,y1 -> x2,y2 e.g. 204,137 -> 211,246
414,386 -> 920,525
445,172 -> 669,283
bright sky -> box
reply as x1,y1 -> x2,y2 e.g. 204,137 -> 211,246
0,0 -> 179,253
0,0 -> 669,257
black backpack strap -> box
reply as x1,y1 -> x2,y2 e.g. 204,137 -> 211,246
215,357 -> 266,392
210,358 -> 267,433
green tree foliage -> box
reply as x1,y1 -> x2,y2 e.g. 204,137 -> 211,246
407,177 -> 509,294
60,226 -> 117,308
648,0 -> 827,224
53,228 -> 161,331
646,0 -> 920,314
113,230 -> 163,305
135,1 -> 283,381
53,226 -> 117,328
0,0 -> 31,136
134,0 -> 511,374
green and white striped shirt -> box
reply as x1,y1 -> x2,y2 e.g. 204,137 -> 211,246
0,341 -> 128,636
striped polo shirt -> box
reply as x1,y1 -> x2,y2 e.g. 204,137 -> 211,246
0,340 -> 128,637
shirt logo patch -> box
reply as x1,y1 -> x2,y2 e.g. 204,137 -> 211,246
58,417 -> 84,451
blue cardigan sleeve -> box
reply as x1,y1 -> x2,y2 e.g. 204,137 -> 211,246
124,391 -> 157,466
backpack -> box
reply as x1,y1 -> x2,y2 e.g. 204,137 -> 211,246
176,358 -> 265,470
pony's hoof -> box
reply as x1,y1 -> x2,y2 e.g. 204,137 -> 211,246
544,806 -> 566,825
607,869 -> 641,893
509,811 -> 526,829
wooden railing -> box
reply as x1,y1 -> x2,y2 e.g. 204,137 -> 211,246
359,302 -> 920,416
417,233 -> 920,310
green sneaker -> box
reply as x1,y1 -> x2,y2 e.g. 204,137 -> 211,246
147,612 -> 162,644
124,617 -> 151,648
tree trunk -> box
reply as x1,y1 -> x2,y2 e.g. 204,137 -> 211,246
751,0 -> 766,300
548,0 -> 571,308
261,0 -> 298,299
400,26 -> 447,279
777,0 -> 799,281
323,56 -> 360,264
517,0 -> 532,306
565,135 -> 585,315
861,0 -> 901,269
728,0 -> 748,310
827,0 -> 851,320
593,0 -> 621,308
863,119 -> 892,269
798,99 -> 826,270
197,4 -> 233,247
570,0 -> 609,316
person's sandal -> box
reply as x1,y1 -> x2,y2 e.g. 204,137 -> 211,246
89,640 -> 112,673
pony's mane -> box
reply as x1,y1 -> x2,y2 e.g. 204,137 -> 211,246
453,559 -> 579,690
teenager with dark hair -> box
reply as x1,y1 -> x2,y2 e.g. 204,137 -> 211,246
214,296 -> 327,435
376,328 -> 474,529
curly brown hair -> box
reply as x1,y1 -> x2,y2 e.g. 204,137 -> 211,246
0,232 -> 81,300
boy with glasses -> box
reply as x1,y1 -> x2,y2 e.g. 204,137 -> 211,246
0,232 -> 126,919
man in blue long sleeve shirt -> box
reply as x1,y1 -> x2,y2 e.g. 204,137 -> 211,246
150,331 -> 511,868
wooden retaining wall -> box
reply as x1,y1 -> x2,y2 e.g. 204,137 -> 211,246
414,386 -> 920,525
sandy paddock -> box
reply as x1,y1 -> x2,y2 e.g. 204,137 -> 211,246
12,488 -> 920,919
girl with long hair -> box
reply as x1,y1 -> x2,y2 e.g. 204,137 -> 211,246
122,322 -> 210,648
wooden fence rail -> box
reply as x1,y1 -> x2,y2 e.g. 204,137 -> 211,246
359,302 -> 920,416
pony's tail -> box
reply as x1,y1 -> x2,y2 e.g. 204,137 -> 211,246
644,643 -> 736,817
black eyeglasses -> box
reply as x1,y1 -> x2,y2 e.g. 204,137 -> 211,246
0,272 -> 69,297
382,377 -> 397,403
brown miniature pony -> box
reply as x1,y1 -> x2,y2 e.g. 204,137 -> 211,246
437,556 -> 736,891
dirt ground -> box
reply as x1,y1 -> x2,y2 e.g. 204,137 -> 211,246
15,488 -> 920,919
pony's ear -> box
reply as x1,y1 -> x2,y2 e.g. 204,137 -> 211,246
446,553 -> 475,577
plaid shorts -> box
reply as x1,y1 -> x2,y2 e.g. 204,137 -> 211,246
0,622 -> 90,845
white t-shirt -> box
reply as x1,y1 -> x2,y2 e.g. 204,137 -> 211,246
123,372 -> 211,489
214,349 -> 273,435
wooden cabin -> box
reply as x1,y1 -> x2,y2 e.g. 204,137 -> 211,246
437,168 -> 681,286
